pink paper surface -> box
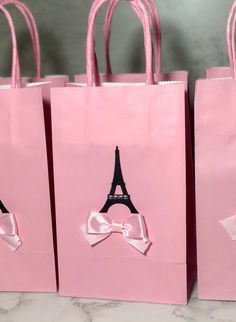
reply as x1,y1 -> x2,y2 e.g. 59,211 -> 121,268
206,67 -> 232,79
51,80 -> 195,304
0,86 -> 56,292
195,78 -> 236,301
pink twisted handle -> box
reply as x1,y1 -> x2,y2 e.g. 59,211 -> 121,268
0,5 -> 21,88
232,13 -> 236,78
87,0 -> 154,86
104,0 -> 161,77
0,0 -> 41,80
227,0 -> 236,78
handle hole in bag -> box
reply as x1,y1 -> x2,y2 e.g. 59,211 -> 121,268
86,0 -> 154,86
0,5 -> 21,88
1,0 -> 41,80
104,0 -> 162,78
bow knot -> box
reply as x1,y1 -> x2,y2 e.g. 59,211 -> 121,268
0,213 -> 22,251
81,211 -> 151,254
110,221 -> 125,233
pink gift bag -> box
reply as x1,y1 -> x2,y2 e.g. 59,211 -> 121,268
52,0 -> 196,304
0,5 -> 56,292
0,1 -> 68,270
195,0 -> 236,301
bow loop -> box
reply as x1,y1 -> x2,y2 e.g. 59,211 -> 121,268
0,214 -> 17,236
125,215 -> 147,240
87,211 -> 113,234
0,213 -> 22,251
220,215 -> 236,240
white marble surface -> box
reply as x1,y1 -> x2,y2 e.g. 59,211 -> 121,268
0,285 -> 236,322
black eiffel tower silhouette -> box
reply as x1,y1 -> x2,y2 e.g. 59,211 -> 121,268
100,147 -> 138,214
0,200 -> 9,213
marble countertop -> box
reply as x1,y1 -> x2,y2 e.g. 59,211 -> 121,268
0,284 -> 236,322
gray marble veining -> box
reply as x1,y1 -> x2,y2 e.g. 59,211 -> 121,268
0,285 -> 236,322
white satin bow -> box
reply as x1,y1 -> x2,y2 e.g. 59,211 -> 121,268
81,211 -> 151,254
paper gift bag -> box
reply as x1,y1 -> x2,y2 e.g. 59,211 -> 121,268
0,1 -> 68,266
51,0 -> 196,304
0,5 -> 56,292
195,0 -> 236,301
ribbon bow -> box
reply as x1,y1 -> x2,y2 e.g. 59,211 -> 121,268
0,213 -> 22,251
220,215 -> 236,240
81,212 -> 151,254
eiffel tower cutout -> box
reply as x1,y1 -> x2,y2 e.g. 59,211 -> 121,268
100,147 -> 138,214
0,200 -> 9,213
